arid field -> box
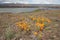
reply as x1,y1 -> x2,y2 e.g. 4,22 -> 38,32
0,10 -> 60,40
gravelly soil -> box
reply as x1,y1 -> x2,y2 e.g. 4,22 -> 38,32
0,10 -> 60,40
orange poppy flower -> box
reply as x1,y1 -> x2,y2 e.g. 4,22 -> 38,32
36,22 -> 40,27
39,23 -> 44,31
39,23 -> 44,27
36,22 -> 44,31
16,22 -> 28,30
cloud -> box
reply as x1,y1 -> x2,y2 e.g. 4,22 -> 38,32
18,0 -> 60,4
0,0 -> 60,4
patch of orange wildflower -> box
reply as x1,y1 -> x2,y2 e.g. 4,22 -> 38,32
35,17 -> 51,31
36,22 -> 44,31
16,22 -> 28,30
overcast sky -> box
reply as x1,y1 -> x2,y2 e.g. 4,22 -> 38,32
0,0 -> 60,4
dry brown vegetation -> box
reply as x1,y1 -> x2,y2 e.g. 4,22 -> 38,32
0,10 -> 60,40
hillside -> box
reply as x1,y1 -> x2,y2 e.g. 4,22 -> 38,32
0,10 -> 60,40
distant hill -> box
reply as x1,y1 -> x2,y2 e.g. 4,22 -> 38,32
0,3 -> 60,8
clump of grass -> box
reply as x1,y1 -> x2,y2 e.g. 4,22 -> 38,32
32,9 -> 41,12
5,27 -> 15,40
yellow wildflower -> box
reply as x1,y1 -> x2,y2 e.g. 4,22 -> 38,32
34,32 -> 38,36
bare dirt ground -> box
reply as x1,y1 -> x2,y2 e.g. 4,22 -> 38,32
0,10 -> 60,40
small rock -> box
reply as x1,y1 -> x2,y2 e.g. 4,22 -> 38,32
53,35 -> 56,38
55,24 -> 59,27
20,38 -> 23,40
